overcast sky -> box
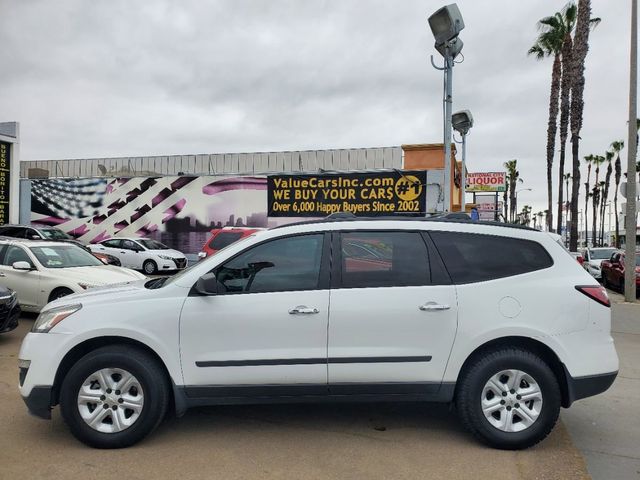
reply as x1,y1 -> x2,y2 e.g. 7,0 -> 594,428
0,0 -> 635,213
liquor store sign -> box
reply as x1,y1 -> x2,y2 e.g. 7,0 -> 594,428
0,142 -> 10,225
267,170 -> 427,217
466,172 -> 506,192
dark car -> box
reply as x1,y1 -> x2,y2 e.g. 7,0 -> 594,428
0,286 -> 20,334
601,250 -> 640,294
0,225 -> 121,266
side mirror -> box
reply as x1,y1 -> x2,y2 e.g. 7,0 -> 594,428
194,272 -> 218,296
12,261 -> 33,271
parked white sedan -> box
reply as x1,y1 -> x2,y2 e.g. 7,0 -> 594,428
0,239 -> 145,312
88,238 -> 187,274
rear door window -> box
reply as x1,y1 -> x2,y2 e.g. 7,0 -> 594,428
339,231 -> 430,288
430,231 -> 553,284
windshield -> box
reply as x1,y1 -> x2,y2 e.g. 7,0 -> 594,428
30,245 -> 104,268
40,228 -> 73,240
138,239 -> 169,250
590,248 -> 616,260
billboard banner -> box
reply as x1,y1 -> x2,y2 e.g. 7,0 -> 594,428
0,142 -> 10,225
267,170 -> 427,217
466,172 -> 506,192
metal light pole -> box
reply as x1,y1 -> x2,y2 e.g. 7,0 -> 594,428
453,110 -> 474,213
625,0 -> 638,301
429,4 -> 465,212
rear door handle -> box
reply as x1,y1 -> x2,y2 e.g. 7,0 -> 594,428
289,305 -> 319,315
419,302 -> 450,311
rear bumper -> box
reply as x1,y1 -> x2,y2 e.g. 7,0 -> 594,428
564,369 -> 617,407
21,386 -> 54,420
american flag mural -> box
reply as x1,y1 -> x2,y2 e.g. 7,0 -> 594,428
30,175 -> 271,253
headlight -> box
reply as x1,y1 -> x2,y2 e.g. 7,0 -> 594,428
158,255 -> 173,260
78,283 -> 97,290
32,304 -> 82,333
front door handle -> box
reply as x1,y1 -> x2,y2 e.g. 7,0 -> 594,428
289,305 -> 319,315
419,302 -> 450,312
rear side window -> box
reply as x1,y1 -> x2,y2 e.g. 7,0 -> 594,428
340,231 -> 430,288
209,232 -> 244,250
430,231 -> 553,284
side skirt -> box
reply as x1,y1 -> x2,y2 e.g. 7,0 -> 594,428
173,383 -> 456,415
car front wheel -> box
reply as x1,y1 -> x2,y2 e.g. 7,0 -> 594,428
456,348 -> 561,450
142,260 -> 158,275
60,345 -> 169,448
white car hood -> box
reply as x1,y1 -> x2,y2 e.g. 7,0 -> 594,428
45,278 -> 149,309
53,265 -> 146,286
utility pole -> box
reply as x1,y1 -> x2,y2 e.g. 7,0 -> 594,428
625,0 -> 638,301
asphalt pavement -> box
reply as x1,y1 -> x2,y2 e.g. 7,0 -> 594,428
562,290 -> 640,480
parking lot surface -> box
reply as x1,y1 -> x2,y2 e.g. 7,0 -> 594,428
563,291 -> 640,480
0,317 -> 591,480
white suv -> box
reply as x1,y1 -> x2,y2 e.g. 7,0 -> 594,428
18,218 -> 618,449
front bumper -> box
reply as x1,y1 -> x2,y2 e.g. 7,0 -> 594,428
564,369 -> 617,407
0,297 -> 20,334
21,385 -> 54,419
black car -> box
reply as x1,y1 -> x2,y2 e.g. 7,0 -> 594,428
0,224 -> 121,266
0,286 -> 20,334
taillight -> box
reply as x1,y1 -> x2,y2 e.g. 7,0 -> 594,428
575,285 -> 610,307
577,256 -> 584,265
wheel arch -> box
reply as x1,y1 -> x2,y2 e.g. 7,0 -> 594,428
454,336 -> 572,408
48,286 -> 76,303
52,336 -> 177,410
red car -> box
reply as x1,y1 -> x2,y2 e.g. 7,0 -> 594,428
198,227 -> 264,259
601,250 -> 640,293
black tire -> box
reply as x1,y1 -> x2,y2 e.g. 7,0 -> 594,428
456,348 -> 561,450
49,287 -> 74,302
60,345 -> 169,448
142,260 -> 157,275
602,275 -> 609,288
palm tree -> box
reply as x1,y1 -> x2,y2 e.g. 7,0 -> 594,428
590,154 -> 605,245
591,183 -> 600,246
529,11 -> 565,232
503,180 -> 509,221
504,159 -> 522,222
583,154 -> 594,244
599,151 -> 614,245
568,0 -> 598,250
611,140 -> 624,247
563,172 -> 572,234
536,211 -> 544,230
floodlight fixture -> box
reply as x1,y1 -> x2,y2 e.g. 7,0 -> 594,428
428,4 -> 465,46
452,110 -> 474,135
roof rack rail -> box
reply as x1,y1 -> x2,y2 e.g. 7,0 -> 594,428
272,212 -> 537,231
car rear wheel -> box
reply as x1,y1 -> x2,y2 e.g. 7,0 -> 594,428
456,348 -> 561,450
60,345 -> 169,448
142,260 -> 157,275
